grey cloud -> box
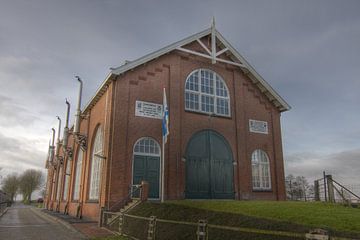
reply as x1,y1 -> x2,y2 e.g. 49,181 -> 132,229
0,95 -> 40,127
0,133 -> 46,174
285,148 -> 360,186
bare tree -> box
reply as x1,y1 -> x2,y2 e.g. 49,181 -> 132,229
19,169 -> 43,203
285,174 -> 313,201
1,173 -> 19,202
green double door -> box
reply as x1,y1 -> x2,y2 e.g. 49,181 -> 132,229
133,155 -> 160,199
185,130 -> 234,199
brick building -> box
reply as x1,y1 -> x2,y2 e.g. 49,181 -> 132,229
44,23 -> 290,221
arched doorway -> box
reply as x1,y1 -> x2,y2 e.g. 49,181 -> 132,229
133,137 -> 161,199
185,130 -> 234,199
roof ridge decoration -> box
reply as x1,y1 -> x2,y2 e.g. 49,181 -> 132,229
83,22 -> 290,113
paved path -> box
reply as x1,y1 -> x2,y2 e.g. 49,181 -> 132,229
0,204 -> 87,240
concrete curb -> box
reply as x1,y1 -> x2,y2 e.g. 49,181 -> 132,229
30,207 -> 87,238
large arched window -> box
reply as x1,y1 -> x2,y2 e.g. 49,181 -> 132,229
251,149 -> 271,190
63,160 -> 71,200
185,69 -> 230,116
73,149 -> 83,200
56,167 -> 63,200
89,126 -> 103,200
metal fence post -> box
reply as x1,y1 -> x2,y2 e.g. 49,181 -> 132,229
147,216 -> 157,240
119,210 -> 124,235
323,171 -> 327,202
326,175 -> 335,203
314,180 -> 320,201
196,220 -> 208,240
99,207 -> 104,227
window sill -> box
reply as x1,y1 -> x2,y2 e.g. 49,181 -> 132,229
252,189 -> 272,192
71,200 -> 79,203
184,109 -> 232,119
86,200 -> 99,204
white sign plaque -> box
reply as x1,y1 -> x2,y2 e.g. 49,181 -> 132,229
135,100 -> 163,119
249,119 -> 268,134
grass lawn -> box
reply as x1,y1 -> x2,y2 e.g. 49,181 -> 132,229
170,200 -> 360,234
127,200 -> 360,239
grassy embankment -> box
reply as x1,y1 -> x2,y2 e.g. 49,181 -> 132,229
94,200 -> 360,240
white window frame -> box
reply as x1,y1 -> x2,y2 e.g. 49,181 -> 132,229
185,69 -> 231,117
89,127 -> 103,201
251,149 -> 271,190
56,167 -> 63,200
63,160 -> 71,201
72,149 -> 83,201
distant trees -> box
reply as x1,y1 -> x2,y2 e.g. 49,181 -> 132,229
1,169 -> 44,203
285,174 -> 314,201
18,169 -> 44,203
1,173 -> 19,202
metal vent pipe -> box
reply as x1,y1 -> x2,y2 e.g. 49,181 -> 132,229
50,128 -> 56,163
63,99 -> 70,148
74,76 -> 83,134
56,116 -> 61,157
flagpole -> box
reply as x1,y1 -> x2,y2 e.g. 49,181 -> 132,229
161,134 -> 165,203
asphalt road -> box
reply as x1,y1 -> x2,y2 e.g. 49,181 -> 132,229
0,203 -> 86,240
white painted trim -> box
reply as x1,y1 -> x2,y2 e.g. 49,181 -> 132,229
216,47 -> 228,57
196,39 -> 211,55
177,47 -> 247,68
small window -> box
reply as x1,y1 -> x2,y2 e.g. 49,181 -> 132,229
251,149 -> 271,190
185,69 -> 230,116
134,137 -> 160,156
89,127 -> 103,200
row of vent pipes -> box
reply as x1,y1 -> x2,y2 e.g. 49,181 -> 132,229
47,76 -> 84,167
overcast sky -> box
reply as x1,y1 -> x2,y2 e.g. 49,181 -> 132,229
0,0 -> 359,189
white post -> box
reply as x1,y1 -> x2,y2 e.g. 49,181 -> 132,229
211,16 -> 216,64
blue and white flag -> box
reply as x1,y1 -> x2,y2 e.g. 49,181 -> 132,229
162,88 -> 169,144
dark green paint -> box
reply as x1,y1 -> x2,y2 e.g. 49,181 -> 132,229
133,155 -> 160,199
185,130 -> 234,199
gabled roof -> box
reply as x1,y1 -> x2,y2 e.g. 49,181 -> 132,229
83,26 -> 290,113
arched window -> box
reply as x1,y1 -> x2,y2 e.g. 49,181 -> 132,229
63,160 -> 71,200
73,149 -> 83,200
185,69 -> 230,116
251,149 -> 271,190
56,167 -> 63,200
89,127 -> 103,200
134,137 -> 160,156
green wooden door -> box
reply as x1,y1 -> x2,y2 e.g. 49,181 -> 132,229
133,155 -> 160,199
185,130 -> 234,199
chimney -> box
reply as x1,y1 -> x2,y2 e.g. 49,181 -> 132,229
74,76 -> 83,135
63,99 -> 70,149
56,116 -> 61,158
50,128 -> 56,163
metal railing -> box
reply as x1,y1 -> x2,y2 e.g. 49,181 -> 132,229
100,212 -> 355,240
108,184 -> 142,212
100,184 -> 143,229
314,173 -> 360,204
0,201 -> 11,215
